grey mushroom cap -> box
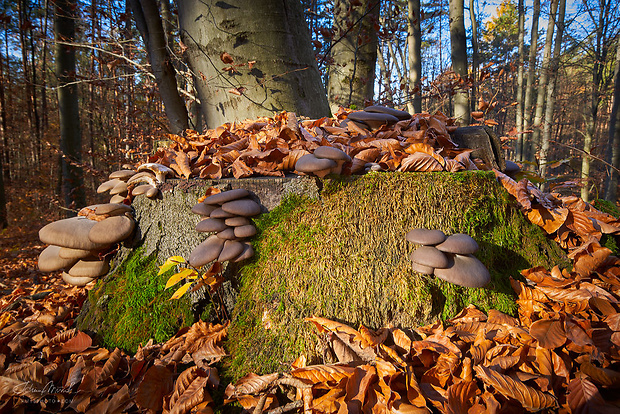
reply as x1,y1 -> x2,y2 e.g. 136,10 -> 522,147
234,225 -> 257,239
145,187 -> 159,198
209,208 -> 235,219
196,218 -> 228,233
110,194 -> 127,204
295,154 -> 337,174
132,184 -> 155,196
39,217 -> 109,250
109,169 -> 136,181
434,254 -> 490,288
314,146 -> 352,162
127,171 -> 158,186
225,216 -> 251,227
62,272 -> 95,287
137,163 -> 174,183
363,105 -> 412,121
234,243 -> 255,262
347,111 -> 399,129
216,227 -> 237,240
406,229 -> 446,245
221,199 -> 262,217
88,216 -> 135,245
58,247 -> 95,260
218,240 -> 245,262
110,180 -> 129,196
203,189 -> 251,205
410,246 -> 450,269
93,203 -> 132,216
435,233 -> 479,255
97,178 -> 122,194
411,261 -> 434,275
188,235 -> 225,267
38,245 -> 78,272
67,257 -> 110,278
192,202 -> 218,217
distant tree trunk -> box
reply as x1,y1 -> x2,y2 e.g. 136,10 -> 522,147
55,0 -> 85,212
522,0 -> 540,163
407,0 -> 422,114
539,0 -> 565,185
0,148 -> 5,228
604,40 -> 620,202
0,27 -> 9,184
530,0 -> 558,166
377,44 -> 394,102
449,0 -> 469,125
130,0 -> 188,133
327,0 -> 379,112
469,0 -> 478,115
177,0 -> 330,127
515,0 -> 525,161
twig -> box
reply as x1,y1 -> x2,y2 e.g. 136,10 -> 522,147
550,139 -> 620,174
253,392 -> 269,414
266,400 -> 304,414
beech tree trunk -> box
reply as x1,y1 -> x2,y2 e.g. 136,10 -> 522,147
469,0 -> 479,115
407,0 -> 422,114
604,39 -> 620,201
327,0 -> 379,112
449,0 -> 469,125
515,0 -> 525,160
130,0 -> 189,133
55,0 -> 85,212
522,0 -> 540,163
177,0 -> 330,128
539,0 -> 566,184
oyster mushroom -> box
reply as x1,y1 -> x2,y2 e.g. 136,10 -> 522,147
188,235 -> 225,267
39,217 -> 109,251
218,240 -> 244,262
410,246 -> 450,269
347,111 -> 399,129
127,171 -> 158,187
132,184 -> 155,196
196,218 -> 228,233
234,242 -> 255,262
294,154 -> 337,178
363,105 -> 412,121
203,188 -> 250,205
109,169 -> 136,181
88,215 -> 135,245
434,254 -> 490,288
313,146 -> 351,174
216,227 -> 237,240
97,178 -> 122,194
406,228 -> 446,246
435,233 -> 479,255
62,272 -> 95,287
234,225 -> 257,239
38,245 -> 78,272
137,163 -> 174,183
191,202 -> 218,217
221,199 -> 261,217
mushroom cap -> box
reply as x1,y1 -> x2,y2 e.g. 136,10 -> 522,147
218,240 -> 245,262
188,235 -> 225,267
225,216 -> 251,227
405,228 -> 446,245
203,189 -> 250,205
410,246 -> 450,268
192,202 -> 218,217
347,111 -> 399,129
39,217 -> 109,250
434,254 -> 490,288
127,171 -> 158,186
93,203 -> 132,216
110,180 -> 129,196
411,261 -> 434,275
97,178 -> 122,194
110,194 -> 127,204
233,242 -> 255,262
216,227 -> 237,240
435,234 -> 479,255
137,163 -> 174,178
67,257 -> 110,278
221,199 -> 262,217
145,187 -> 159,198
58,247 -> 95,260
504,160 -> 521,176
88,216 -> 135,245
132,184 -> 155,196
314,146 -> 352,162
38,245 -> 78,272
209,208 -> 235,219
363,105 -> 412,121
295,154 -> 337,174
196,218 -> 228,233
109,169 -> 136,180
62,272 -> 95,287
234,224 -> 257,239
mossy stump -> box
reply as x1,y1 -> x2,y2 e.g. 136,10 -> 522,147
226,171 -> 568,379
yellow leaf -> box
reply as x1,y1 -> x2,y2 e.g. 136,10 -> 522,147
170,282 -> 193,300
165,268 -> 198,289
158,256 -> 186,275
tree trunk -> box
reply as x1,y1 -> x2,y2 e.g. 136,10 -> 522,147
604,38 -> 620,201
539,0 -> 566,185
407,0 -> 422,114
0,24 -> 9,184
530,0 -> 558,166
55,0 -> 85,212
377,44 -> 394,102
130,0 -> 189,133
469,0 -> 478,115
0,145 -> 5,228
326,0 -> 379,112
177,0 -> 330,127
522,0 -> 540,163
449,0 -> 469,125
515,0 -> 525,160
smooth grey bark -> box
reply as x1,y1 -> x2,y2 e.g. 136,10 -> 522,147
515,0 -> 525,160
377,44 -> 394,102
530,0 -> 558,165
0,149 -> 5,228
177,0 -> 330,127
449,0 -> 470,124
604,41 -> 620,202
522,0 -> 540,163
469,0 -> 479,115
539,0 -> 566,184
327,0 -> 379,112
407,0 -> 422,113
55,0 -> 85,212
130,0 -> 189,133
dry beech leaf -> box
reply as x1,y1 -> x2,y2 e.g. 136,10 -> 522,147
226,372 -> 279,398
52,330 -> 92,354
446,380 -> 479,414
567,377 -> 609,413
474,365 -> 556,411
580,361 -> 620,388
136,365 -> 174,411
175,150 -> 192,179
169,376 -> 210,414
292,364 -> 356,384
529,319 -> 566,349
98,347 -> 121,382
399,152 -> 445,172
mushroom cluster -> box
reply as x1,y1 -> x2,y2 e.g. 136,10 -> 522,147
406,229 -> 490,288
294,145 -> 352,178
346,105 -> 412,130
37,203 -> 136,286
97,163 -> 174,203
188,189 -> 259,267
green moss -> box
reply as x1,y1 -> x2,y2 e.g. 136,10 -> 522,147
77,249 -> 194,353
225,172 -> 568,379
593,199 -> 620,218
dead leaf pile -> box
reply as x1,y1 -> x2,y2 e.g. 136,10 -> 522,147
148,109 -> 481,180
